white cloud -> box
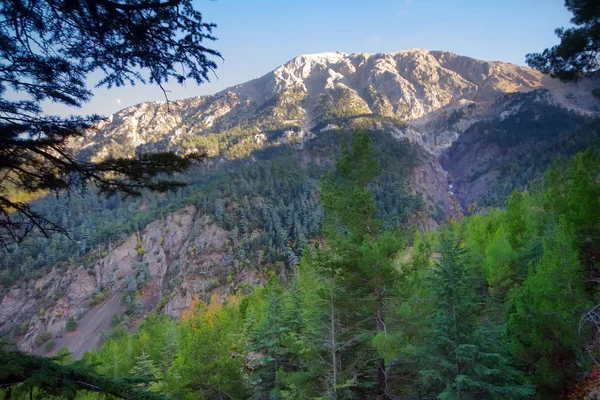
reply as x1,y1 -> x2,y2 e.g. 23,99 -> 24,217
116,99 -> 122,104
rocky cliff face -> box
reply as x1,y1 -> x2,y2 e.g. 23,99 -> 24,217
3,50 -> 599,357
2,205 -> 242,358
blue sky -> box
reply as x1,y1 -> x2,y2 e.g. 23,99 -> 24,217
45,0 -> 573,116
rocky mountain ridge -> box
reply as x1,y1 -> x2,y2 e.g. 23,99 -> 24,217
80,49 -> 599,158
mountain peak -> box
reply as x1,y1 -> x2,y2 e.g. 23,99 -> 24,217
291,51 -> 348,62
82,49 -> 599,161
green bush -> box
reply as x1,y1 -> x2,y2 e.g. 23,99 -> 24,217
35,331 -> 52,345
207,279 -> 220,291
44,340 -> 55,352
88,291 -> 106,307
66,316 -> 77,332
155,296 -> 169,312
111,313 -> 122,327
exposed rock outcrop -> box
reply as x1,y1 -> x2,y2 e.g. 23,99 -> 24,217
2,206 -> 234,357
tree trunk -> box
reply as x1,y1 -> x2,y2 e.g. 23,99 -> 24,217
375,284 -> 388,398
330,274 -> 338,393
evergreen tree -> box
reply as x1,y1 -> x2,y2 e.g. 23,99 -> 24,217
526,0 -> 600,81
0,350 -> 165,399
131,297 -> 146,317
130,351 -> 159,389
66,316 -> 77,332
508,221 -> 592,395
297,244 -> 347,398
172,294 -> 248,399
0,0 -> 221,247
420,229 -> 532,399
55,346 -> 73,365
249,279 -> 290,399
320,130 -> 406,398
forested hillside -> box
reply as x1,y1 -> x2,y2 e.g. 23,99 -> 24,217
0,125 -> 427,355
3,0 -> 600,397
38,132 -> 598,400
441,90 -> 599,208
1,48 -> 599,359
0,46 -> 599,400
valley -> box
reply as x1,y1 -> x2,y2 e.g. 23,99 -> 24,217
2,49 -> 599,355
1,49 -> 599,399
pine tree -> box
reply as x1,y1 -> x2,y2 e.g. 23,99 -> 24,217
173,294 -> 248,399
508,220 -> 592,395
526,0 -> 600,81
0,0 -> 220,248
420,229 -> 532,399
55,346 -> 73,365
250,279 -> 290,399
131,297 -> 146,317
320,130 -> 405,398
130,351 -> 159,381
299,244 -> 347,398
66,316 -> 77,332
274,274 -> 325,399
0,350 -> 165,399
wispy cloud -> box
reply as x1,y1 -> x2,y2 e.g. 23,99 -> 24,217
365,35 -> 383,44
396,0 -> 413,17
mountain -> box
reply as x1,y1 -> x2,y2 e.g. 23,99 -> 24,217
80,49 -> 598,157
1,49 -> 598,357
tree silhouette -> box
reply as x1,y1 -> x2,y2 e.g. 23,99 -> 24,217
526,0 -> 600,81
0,349 -> 166,399
0,0 -> 222,247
